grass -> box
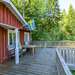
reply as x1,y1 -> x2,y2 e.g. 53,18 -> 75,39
71,70 -> 75,75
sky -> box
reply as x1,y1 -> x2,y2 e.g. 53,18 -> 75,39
59,0 -> 75,12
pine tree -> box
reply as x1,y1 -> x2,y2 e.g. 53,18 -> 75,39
59,4 -> 75,40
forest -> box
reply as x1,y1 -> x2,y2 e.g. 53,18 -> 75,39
12,0 -> 75,41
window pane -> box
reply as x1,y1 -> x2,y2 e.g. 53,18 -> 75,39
24,32 -> 29,46
13,33 -> 16,47
13,33 -> 16,43
8,31 -> 16,49
9,33 -> 12,45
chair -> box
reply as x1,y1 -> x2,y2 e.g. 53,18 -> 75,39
19,42 -> 26,56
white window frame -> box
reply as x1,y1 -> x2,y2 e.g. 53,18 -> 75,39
8,30 -> 16,50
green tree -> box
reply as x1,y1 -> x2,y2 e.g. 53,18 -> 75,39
66,4 -> 75,40
12,0 -> 60,41
59,4 -> 75,40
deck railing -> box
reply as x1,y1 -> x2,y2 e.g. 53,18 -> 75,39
32,41 -> 75,47
56,49 -> 72,75
57,47 -> 75,64
32,41 -> 74,74
57,47 -> 75,70
32,41 -> 75,64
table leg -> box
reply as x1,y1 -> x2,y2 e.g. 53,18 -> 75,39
32,48 -> 35,56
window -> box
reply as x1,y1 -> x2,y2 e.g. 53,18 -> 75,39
24,32 -> 29,46
8,30 -> 16,49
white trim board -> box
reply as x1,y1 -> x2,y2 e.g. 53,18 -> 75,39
0,23 -> 16,29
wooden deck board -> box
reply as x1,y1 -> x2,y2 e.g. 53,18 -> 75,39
0,48 -> 58,75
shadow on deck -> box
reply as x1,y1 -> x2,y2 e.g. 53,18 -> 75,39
0,48 -> 58,75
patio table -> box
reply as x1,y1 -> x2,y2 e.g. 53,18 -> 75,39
23,45 -> 38,55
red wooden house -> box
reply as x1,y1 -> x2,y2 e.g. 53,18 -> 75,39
0,0 -> 35,64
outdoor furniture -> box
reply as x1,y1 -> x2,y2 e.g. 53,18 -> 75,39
8,48 -> 15,58
23,45 -> 37,55
19,43 -> 27,56
8,42 -> 27,58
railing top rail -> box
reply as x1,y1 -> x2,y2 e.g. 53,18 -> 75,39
56,46 -> 75,48
32,41 -> 75,42
56,49 -> 72,75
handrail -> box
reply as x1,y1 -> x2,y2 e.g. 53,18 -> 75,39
58,47 -> 75,64
33,40 -> 75,42
32,41 -> 75,47
56,48 -> 72,75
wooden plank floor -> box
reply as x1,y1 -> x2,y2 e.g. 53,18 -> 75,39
0,48 -> 58,75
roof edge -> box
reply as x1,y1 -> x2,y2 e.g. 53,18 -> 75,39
0,0 -> 29,28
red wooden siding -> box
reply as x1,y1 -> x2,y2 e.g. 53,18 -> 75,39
20,30 -> 24,46
0,3 -> 22,29
0,27 -> 8,63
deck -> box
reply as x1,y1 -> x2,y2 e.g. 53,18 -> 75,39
0,48 -> 58,75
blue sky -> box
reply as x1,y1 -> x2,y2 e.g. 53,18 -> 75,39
59,0 -> 75,12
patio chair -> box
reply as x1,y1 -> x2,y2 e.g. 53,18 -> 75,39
19,42 -> 26,56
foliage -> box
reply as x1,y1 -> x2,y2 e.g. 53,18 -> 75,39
12,0 -> 60,41
11,0 -> 75,41
59,4 -> 75,40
